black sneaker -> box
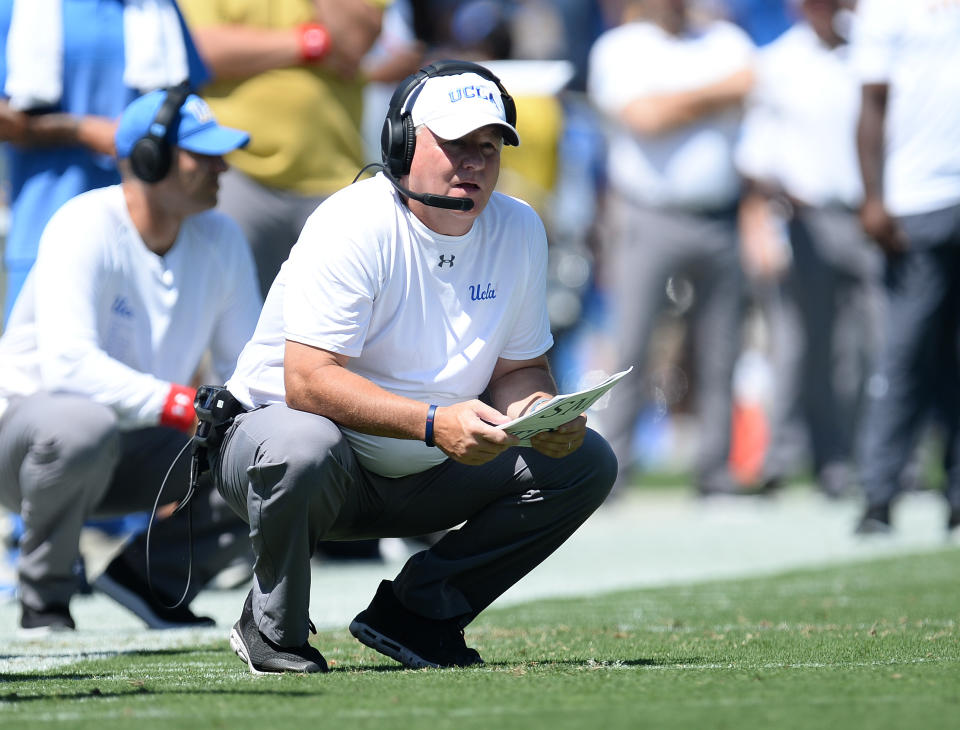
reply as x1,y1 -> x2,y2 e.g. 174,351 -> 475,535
948,507 -> 960,533
349,580 -> 483,669
20,602 -> 75,633
93,556 -> 215,629
855,503 -> 892,535
229,590 -> 328,674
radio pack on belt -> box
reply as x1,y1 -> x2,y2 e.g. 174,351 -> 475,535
194,384 -> 247,451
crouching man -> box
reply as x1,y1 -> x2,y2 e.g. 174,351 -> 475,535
215,61 -> 617,673
0,87 -> 261,631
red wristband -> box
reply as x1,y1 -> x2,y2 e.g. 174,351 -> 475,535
298,23 -> 331,63
160,384 -> 197,432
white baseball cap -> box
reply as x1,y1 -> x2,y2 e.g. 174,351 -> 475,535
410,71 -> 520,146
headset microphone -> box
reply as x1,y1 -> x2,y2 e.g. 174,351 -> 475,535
381,166 -> 475,212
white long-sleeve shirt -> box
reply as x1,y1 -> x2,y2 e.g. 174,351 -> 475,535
0,185 -> 261,428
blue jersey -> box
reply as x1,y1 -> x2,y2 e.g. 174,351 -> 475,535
0,0 -> 209,319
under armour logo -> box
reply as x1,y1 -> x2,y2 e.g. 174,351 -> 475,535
519,489 -> 544,503
438,254 -> 455,268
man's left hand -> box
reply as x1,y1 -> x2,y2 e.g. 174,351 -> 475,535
529,414 -> 587,459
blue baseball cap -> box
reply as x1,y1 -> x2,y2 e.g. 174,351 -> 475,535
115,89 -> 250,159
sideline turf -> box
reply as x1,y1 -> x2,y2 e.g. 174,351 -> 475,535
2,547 -> 958,730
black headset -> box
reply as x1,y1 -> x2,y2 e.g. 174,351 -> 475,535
130,82 -> 191,183
381,60 -> 517,178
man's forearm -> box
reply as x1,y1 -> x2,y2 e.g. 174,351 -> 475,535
487,363 -> 556,420
189,26 -> 306,79
621,67 -> 753,136
285,359 -> 431,441
858,83 -> 888,201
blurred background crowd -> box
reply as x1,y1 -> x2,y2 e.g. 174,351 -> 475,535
1,0 -> 958,604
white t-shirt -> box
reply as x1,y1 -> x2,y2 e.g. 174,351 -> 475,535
0,185 -> 261,428
227,173 -> 554,477
736,22 -> 863,208
587,19 -> 755,209
851,0 -> 960,216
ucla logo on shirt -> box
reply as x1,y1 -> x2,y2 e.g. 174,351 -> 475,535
469,282 -> 497,302
448,85 -> 498,110
111,295 -> 134,318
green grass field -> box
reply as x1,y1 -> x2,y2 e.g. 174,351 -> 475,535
2,547 -> 958,730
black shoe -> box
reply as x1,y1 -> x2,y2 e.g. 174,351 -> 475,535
758,474 -> 785,495
93,556 -> 215,629
229,590 -> 328,674
20,602 -> 75,633
349,580 -> 483,669
855,503 -> 891,535
948,507 -> 960,532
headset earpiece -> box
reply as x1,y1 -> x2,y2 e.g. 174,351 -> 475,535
380,60 -> 516,179
130,82 -> 191,183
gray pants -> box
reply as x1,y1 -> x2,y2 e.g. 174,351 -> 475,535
762,206 -> 883,484
0,393 -> 250,611
860,202 -> 960,510
598,195 -> 744,492
216,167 -> 331,300
213,403 -> 617,647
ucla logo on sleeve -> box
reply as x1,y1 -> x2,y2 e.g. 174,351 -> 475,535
111,295 -> 134,318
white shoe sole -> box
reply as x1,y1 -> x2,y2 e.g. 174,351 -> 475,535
229,625 -> 274,676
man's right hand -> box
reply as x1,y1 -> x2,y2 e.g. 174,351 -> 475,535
432,400 -> 519,466
860,195 -> 907,255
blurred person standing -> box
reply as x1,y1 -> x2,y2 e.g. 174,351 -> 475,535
587,0 -> 755,495
0,88 -> 260,631
178,0 -> 389,300
852,0 -> 960,534
0,0 -> 210,320
735,0 -> 882,498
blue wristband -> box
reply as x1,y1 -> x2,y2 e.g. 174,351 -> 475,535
425,404 -> 438,447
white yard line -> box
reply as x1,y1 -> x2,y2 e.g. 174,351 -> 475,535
1,487 -> 956,673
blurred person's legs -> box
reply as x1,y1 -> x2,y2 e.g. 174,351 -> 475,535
0,394 -> 119,629
763,207 -> 883,497
596,195 -> 681,491
599,198 -> 745,495
858,203 -> 960,533
794,207 -> 881,496
0,391 -> 250,629
686,208 -> 744,495
758,273 -> 808,489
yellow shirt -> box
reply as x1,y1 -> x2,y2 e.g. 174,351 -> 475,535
180,0 -> 390,195
499,94 -> 563,218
